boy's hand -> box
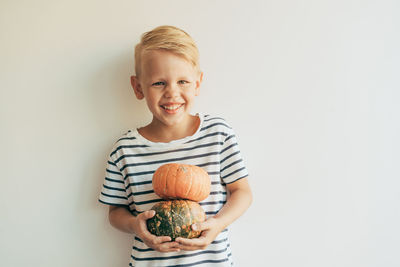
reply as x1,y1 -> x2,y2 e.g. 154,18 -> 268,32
175,178 -> 253,251
130,210 -> 180,252
175,217 -> 223,251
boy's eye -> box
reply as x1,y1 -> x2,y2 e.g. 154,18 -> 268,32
152,81 -> 165,86
178,80 -> 189,85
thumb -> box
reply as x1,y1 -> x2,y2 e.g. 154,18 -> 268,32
192,220 -> 210,231
141,210 -> 156,219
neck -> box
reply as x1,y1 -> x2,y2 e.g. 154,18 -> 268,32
139,115 -> 200,143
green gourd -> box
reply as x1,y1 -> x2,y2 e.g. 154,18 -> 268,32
147,200 -> 206,240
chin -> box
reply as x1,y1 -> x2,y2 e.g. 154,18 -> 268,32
163,114 -> 188,126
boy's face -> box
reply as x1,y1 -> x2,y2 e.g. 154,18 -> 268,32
131,50 -> 203,128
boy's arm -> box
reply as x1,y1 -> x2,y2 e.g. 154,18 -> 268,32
176,177 -> 252,250
108,206 -> 181,252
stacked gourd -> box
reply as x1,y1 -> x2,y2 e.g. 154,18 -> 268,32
147,163 -> 211,240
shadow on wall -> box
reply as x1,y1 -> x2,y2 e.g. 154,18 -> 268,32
87,46 -> 150,202
77,48 -> 151,265
86,47 -> 151,206
88,48 -> 151,133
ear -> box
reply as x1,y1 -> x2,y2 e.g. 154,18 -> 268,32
194,72 -> 203,96
131,76 -> 145,100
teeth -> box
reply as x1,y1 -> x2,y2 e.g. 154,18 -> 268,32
162,104 -> 182,110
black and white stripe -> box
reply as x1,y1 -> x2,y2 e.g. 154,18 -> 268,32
99,114 -> 248,267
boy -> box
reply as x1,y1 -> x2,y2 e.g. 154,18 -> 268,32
99,25 -> 252,266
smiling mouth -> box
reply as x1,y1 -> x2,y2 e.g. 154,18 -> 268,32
161,104 -> 184,112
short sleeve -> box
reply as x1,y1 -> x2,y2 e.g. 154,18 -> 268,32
220,129 -> 249,184
98,156 -> 129,207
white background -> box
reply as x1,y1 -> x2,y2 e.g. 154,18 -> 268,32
1,0 -> 399,266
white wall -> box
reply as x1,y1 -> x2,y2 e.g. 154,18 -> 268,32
1,1 -> 399,266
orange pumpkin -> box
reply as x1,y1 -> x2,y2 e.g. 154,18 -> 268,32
152,163 -> 211,202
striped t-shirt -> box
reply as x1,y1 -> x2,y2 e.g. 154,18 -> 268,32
99,114 -> 249,267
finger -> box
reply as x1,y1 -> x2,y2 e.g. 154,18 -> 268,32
156,241 -> 181,252
176,236 -> 207,247
152,235 -> 172,244
178,244 -> 205,251
191,219 -> 212,231
142,234 -> 171,247
158,247 -> 181,253
139,210 -> 156,220
177,239 -> 209,251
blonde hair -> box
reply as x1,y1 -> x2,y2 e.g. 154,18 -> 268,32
134,25 -> 200,77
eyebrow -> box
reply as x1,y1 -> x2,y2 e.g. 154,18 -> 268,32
149,76 -> 192,82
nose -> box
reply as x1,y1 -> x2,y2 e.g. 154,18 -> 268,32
164,83 -> 180,98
